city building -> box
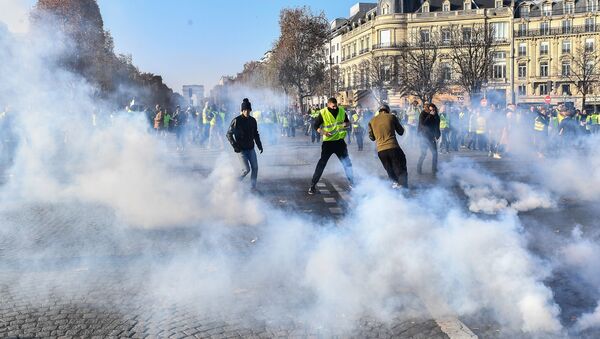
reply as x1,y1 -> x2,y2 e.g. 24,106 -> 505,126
330,0 -> 600,110
182,85 -> 204,107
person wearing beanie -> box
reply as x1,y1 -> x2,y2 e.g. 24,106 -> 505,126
368,104 -> 408,188
308,97 -> 354,195
227,98 -> 263,190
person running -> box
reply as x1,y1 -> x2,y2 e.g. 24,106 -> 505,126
417,103 -> 441,175
308,97 -> 354,195
368,104 -> 407,188
227,98 -> 264,190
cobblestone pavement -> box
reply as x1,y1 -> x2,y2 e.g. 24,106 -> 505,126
1,137 -> 600,338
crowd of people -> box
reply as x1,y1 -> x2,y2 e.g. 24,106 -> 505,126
1,97 -> 598,193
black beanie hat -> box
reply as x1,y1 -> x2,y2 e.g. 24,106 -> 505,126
241,98 -> 252,112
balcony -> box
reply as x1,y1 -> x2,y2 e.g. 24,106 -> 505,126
359,48 -> 369,55
520,7 -> 597,18
372,42 -> 406,50
515,24 -> 600,38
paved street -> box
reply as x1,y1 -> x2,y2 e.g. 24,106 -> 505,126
0,134 -> 599,339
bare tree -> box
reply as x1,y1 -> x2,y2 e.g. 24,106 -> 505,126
364,54 -> 400,104
272,7 -> 329,109
447,24 -> 496,103
568,46 -> 600,109
399,36 -> 447,103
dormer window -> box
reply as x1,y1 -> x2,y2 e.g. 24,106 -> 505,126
564,1 -> 574,14
464,0 -> 472,10
495,0 -> 503,8
588,0 -> 597,11
423,4 -> 430,12
542,3 -> 552,16
443,1 -> 450,11
520,5 -> 530,16
382,3 -> 390,15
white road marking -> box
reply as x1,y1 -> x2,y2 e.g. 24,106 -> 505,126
323,197 -> 336,203
422,296 -> 478,339
317,183 -> 326,187
328,207 -> 343,214
319,189 -> 331,195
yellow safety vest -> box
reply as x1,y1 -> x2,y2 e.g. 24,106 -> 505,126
202,108 -> 209,124
476,116 -> 486,134
439,114 -> 449,130
320,107 -> 347,142
352,114 -> 362,128
534,116 -> 546,132
590,113 -> 600,125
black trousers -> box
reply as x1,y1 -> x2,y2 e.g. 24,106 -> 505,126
417,137 -> 438,174
378,147 -> 407,187
311,139 -> 353,186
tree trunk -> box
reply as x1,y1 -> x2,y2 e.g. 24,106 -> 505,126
582,93 -> 587,111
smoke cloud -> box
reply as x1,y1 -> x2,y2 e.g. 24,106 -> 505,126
2,4 -> 600,337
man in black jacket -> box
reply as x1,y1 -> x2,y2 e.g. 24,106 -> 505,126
417,103 -> 441,175
227,98 -> 263,190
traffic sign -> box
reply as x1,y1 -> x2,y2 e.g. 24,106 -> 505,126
480,98 -> 488,107
544,95 -> 551,104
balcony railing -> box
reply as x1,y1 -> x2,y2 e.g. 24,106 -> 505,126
359,48 -> 369,55
515,24 -> 600,38
520,7 -> 597,18
372,42 -> 406,50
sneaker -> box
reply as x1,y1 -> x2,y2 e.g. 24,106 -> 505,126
392,182 -> 402,189
493,153 -> 502,159
308,186 -> 317,195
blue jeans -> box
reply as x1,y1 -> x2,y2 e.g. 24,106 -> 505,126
238,149 -> 258,188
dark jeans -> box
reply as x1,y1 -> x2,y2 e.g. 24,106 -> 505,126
311,128 -> 320,143
440,129 -> 451,153
311,139 -> 353,186
417,137 -> 438,174
238,148 -> 258,188
378,147 -> 407,187
354,128 -> 364,151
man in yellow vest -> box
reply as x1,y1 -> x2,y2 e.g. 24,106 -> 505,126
533,107 -> 549,157
352,109 -> 365,151
590,111 -> 600,134
308,98 -> 353,195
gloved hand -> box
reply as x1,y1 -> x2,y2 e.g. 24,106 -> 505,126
259,147 -> 263,154
233,145 -> 241,153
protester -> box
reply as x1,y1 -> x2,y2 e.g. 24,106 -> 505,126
308,97 -> 353,195
226,98 -> 263,190
368,104 -> 408,188
417,103 -> 440,175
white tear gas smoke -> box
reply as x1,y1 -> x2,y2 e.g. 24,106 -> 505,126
558,227 -> 600,331
440,158 -> 555,214
0,7 -> 584,336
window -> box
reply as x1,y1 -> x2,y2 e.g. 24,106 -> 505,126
494,51 -> 506,60
586,18 -> 596,32
518,23 -> 527,36
542,3 -> 552,16
540,42 -> 549,55
518,84 -> 527,96
420,29 -> 430,43
442,29 -> 451,44
562,40 -> 571,54
366,37 -> 370,50
520,6 -> 530,16
464,1 -> 472,10
519,42 -> 527,56
442,63 -> 452,81
564,2 -> 574,14
540,61 -> 549,77
423,3 -> 430,12
462,27 -> 472,41
588,0 -> 596,11
540,22 -> 550,35
495,0 -> 503,8
562,84 -> 571,95
562,61 -> 571,76
562,20 -> 572,34
493,63 -> 506,79
518,63 -> 527,78
539,83 -> 548,95
491,22 -> 508,41
380,29 -> 391,47
382,3 -> 390,15
586,38 -> 595,53
443,2 -> 450,11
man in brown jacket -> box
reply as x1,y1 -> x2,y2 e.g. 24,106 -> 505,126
368,104 -> 407,188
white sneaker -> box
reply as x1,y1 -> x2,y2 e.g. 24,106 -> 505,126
493,153 -> 502,159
